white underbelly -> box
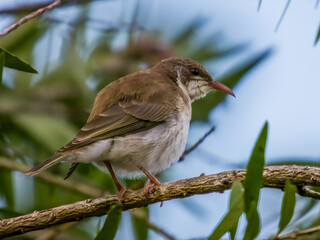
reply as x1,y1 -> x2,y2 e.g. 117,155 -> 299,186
79,110 -> 191,178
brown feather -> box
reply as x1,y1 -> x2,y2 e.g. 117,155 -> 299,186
57,68 -> 185,154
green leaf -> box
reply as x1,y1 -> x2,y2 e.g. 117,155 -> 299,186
0,208 -> 21,219
229,182 -> 243,240
243,201 -> 260,240
315,23 -> 320,46
0,168 -> 14,209
244,121 -> 268,212
277,179 -> 297,234
12,113 -> 78,153
0,47 -> 38,73
0,51 -> 4,84
95,204 -> 122,240
131,208 -> 149,240
208,181 -> 244,240
243,122 -> 268,240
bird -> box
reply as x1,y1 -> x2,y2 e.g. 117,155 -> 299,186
25,57 -> 235,201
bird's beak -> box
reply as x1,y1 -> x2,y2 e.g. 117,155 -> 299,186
209,80 -> 236,98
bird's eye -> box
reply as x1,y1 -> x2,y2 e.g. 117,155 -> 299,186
191,68 -> 199,76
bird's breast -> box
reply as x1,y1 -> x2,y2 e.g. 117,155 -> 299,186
99,98 -> 192,177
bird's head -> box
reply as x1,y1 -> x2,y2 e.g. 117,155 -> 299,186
157,57 -> 235,101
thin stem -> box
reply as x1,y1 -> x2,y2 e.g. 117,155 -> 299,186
179,126 -> 215,161
0,0 -> 62,37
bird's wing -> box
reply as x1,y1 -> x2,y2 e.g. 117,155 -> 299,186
58,97 -> 174,153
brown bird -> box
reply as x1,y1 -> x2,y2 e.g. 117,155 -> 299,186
25,57 -> 235,200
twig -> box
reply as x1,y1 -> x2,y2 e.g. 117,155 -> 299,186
0,157 -> 103,197
0,0 -> 62,37
276,224 -> 320,239
179,126 -> 215,161
0,1 -> 56,15
0,165 -> 319,238
0,0 -> 93,14
298,186 -> 320,200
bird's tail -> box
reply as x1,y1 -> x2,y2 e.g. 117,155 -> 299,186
25,154 -> 67,176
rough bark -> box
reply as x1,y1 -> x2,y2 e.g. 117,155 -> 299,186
0,165 -> 319,238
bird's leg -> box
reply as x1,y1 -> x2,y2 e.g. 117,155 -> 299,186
138,165 -> 163,207
103,161 -> 126,202
138,165 -> 160,193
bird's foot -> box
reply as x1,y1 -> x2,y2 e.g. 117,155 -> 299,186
143,178 -> 160,194
138,165 -> 163,207
116,186 -> 134,202
143,178 -> 164,207
117,185 -> 126,202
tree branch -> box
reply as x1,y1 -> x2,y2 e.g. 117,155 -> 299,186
0,165 -> 319,238
0,0 -> 94,14
298,186 -> 320,200
179,126 -> 215,161
275,224 -> 320,239
0,0 -> 62,37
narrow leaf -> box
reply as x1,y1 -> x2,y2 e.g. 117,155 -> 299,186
0,168 -> 14,209
131,208 -> 149,240
229,182 -> 243,240
315,23 -> 320,46
0,208 -> 21,219
243,122 -> 268,240
95,204 -> 122,240
0,52 -> 4,83
208,181 -> 244,240
243,201 -> 260,240
275,0 -> 291,32
277,179 -> 297,234
12,114 -> 77,152
257,0 -> 263,11
0,48 -> 38,73
244,121 -> 268,212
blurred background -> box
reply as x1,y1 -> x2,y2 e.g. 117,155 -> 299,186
0,0 -> 319,239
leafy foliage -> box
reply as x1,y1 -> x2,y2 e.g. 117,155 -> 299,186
0,51 -> 4,83
277,179 -> 297,234
243,122 -> 268,240
95,204 -> 122,240
315,23 -> 320,46
131,208 -> 149,240
0,47 -> 37,73
208,181 -> 244,240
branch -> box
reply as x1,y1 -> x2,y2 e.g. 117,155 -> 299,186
179,126 -> 215,161
0,0 -> 62,37
276,224 -> 320,239
0,0 -> 93,14
0,165 -> 319,238
298,186 -> 320,200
